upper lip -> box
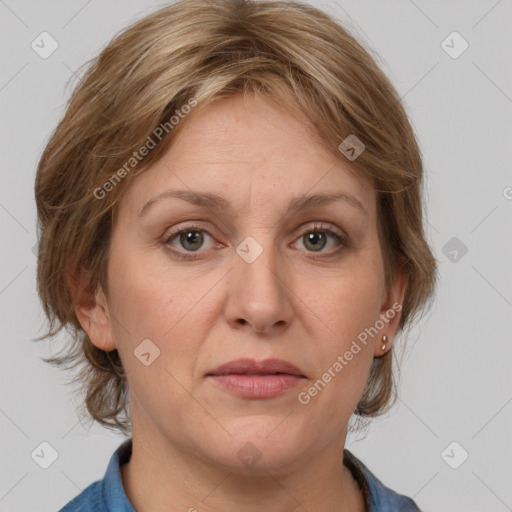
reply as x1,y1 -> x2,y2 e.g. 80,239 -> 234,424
206,358 -> 305,377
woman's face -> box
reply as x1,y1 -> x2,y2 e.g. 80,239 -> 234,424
81,92 -> 405,473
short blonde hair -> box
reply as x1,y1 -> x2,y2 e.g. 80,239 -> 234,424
34,0 -> 438,435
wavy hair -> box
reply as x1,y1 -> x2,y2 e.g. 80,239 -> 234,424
34,0 -> 438,435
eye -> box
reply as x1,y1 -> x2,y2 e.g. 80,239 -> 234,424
162,222 -> 350,261
292,223 -> 349,256
163,224 -> 217,260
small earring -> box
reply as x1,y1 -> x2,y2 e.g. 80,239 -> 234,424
381,335 -> 388,351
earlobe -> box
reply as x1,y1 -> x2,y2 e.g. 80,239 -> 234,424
374,268 -> 408,357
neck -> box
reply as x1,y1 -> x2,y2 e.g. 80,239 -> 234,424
120,422 -> 366,512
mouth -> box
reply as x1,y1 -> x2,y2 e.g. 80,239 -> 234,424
205,358 -> 306,399
206,358 -> 306,378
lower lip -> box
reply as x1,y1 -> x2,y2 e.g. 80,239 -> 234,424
207,374 -> 305,398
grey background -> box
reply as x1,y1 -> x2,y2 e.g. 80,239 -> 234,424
1,0 -> 511,510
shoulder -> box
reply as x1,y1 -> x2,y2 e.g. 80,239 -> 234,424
58,481 -> 103,512
58,438 -> 134,512
344,449 -> 422,512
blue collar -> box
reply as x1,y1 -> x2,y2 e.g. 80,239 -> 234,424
100,438 -> 135,511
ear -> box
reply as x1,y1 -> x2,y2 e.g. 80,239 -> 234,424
68,268 -> 117,352
373,267 -> 408,357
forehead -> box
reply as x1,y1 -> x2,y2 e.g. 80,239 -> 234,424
118,92 -> 374,220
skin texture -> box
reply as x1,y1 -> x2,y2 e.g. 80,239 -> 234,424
76,92 -> 407,512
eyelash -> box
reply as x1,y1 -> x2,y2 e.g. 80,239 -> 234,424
162,222 -> 350,261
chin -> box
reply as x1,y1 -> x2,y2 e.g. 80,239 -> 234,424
198,419 -> 307,473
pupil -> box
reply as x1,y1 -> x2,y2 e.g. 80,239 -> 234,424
305,232 -> 325,251
181,231 -> 203,251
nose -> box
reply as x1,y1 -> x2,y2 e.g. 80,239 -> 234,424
224,242 -> 294,336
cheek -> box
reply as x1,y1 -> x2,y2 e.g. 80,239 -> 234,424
297,246 -> 385,408
301,275 -> 381,425
105,256 -> 205,419
107,240 -> 202,339
107,259 -> 175,343
305,256 -> 384,344
105,245 -> 222,381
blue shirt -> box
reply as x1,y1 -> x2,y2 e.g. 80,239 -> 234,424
59,438 -> 421,511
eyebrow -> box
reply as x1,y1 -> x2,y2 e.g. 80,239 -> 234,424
138,189 -> 368,218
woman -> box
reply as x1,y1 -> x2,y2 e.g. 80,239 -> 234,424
34,1 -> 438,510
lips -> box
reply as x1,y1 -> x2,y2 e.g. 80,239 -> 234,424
206,358 -> 305,377
205,358 -> 306,399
